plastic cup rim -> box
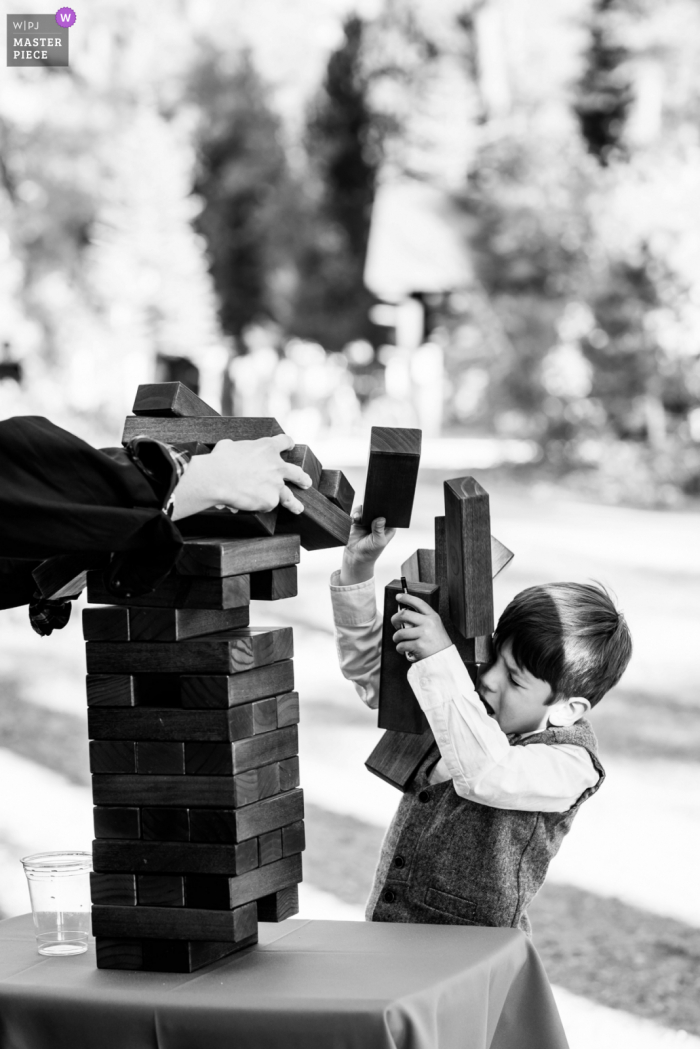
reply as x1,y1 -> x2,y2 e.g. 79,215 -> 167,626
20,850 -> 92,875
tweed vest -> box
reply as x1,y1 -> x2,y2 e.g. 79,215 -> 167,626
368,718 -> 604,935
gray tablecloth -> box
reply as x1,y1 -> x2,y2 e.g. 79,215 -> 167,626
0,914 -> 568,1049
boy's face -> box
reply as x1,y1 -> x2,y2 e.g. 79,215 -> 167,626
476,639 -> 555,736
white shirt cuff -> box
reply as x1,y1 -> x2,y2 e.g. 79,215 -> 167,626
407,643 -> 472,711
329,570 -> 377,627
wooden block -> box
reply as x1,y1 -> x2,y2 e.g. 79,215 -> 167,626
92,766 -> 282,809
136,742 -> 186,775
87,571 -> 250,610
434,517 -> 481,665
281,445 -> 323,488
82,607 -> 130,642
177,509 -> 278,540
86,675 -> 136,707
186,854 -> 302,910
278,755 -> 299,792
32,553 -> 103,600
444,477 -> 494,639
365,728 -> 435,792
86,627 -> 293,675
92,902 -> 257,942
95,937 -> 253,973
318,470 -> 355,514
185,726 -> 298,777
491,535 -> 514,578
89,706 -> 262,743
122,416 -> 284,445
177,537 -> 300,578
249,566 -> 298,602
361,427 -> 421,529
258,829 -> 283,866
251,695 -> 278,735
378,580 -> 440,734
92,839 -> 259,876
276,484 -> 352,550
281,820 -> 305,858
189,789 -> 304,845
400,549 -> 436,584
257,885 -> 299,922
90,873 -> 137,906
136,875 -> 185,907
181,661 -> 294,709
94,807 -> 141,840
141,807 -> 190,842
132,382 -> 220,418
130,606 -> 250,641
89,741 -> 136,775
275,691 -> 299,728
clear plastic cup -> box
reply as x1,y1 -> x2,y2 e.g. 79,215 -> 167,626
20,851 -> 92,956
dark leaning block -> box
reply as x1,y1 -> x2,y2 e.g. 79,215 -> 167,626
92,765 -> 283,809
188,788 -> 304,844
400,549 -> 436,585
87,571 -> 251,611
443,476 -> 494,641
185,853 -> 302,911
122,416 -> 284,445
92,901 -> 258,943
318,470 -> 355,514
281,444 -> 323,488
180,661 -> 294,709
90,873 -> 137,906
257,885 -> 299,922
92,838 -> 259,876
378,580 -> 440,735
177,536 -> 300,579
95,936 -> 254,973
276,485 -> 352,551
132,381 -> 220,418
361,427 -> 421,529
249,566 -> 298,602
365,727 -> 435,792
93,806 -> 141,840
184,726 -> 298,777
85,627 -> 294,675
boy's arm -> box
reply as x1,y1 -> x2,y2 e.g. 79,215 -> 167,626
329,509 -> 395,710
408,646 -> 599,812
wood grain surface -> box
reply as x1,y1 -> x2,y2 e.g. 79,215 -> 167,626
95,936 -> 253,973
365,728 -> 436,792
249,566 -> 298,601
275,484 -> 352,550
122,416 -> 284,444
177,536 -> 300,578
92,765 -> 284,809
87,571 -> 251,610
92,838 -> 259,875
443,477 -> 494,639
88,699 -> 286,742
185,854 -> 302,910
189,789 -> 304,844
256,885 -> 299,922
176,509 -> 278,540
83,606 -> 250,643
132,382 -> 220,418
318,470 -> 355,513
281,444 -> 323,487
92,902 -> 258,942
180,661 -> 294,709
400,549 -> 436,584
361,427 -> 421,529
378,580 -> 440,734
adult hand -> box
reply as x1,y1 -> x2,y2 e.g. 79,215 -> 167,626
339,504 -> 396,585
170,434 -> 312,521
391,593 -> 452,661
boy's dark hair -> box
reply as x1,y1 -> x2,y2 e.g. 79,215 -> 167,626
493,582 -> 632,707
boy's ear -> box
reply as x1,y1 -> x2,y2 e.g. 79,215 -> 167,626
547,696 -> 591,728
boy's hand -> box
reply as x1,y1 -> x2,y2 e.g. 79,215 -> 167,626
339,503 -> 396,585
391,594 -> 452,661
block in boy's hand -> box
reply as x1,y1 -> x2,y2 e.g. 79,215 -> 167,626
443,477 -> 494,641
361,427 -> 421,529
378,580 -> 439,734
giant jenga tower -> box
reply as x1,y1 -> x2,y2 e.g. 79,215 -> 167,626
79,383 -> 353,972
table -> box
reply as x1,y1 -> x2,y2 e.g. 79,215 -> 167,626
0,914 -> 568,1049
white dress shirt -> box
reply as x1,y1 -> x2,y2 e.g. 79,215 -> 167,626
330,571 -> 600,813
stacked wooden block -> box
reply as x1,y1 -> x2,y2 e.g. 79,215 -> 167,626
80,382 -> 354,972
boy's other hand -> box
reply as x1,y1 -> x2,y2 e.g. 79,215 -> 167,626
339,503 -> 396,585
392,593 -> 452,661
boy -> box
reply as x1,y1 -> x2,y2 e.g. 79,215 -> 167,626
330,512 -> 632,934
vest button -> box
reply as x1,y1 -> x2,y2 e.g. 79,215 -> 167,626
383,889 -> 396,903
393,856 -> 405,869
418,790 -> 430,803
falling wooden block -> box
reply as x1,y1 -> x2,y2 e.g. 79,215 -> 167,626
400,549 -> 436,584
378,580 -> 440,734
361,427 -> 421,529
92,766 -> 283,809
141,807 -> 190,842
177,509 -> 278,540
90,873 -> 137,906
249,567 -> 298,602
93,807 -> 141,840
87,571 -> 251,611
132,382 -> 220,418
180,661 -> 294,709
83,606 -> 250,643
92,839 -> 259,876
177,537 -> 300,578
136,875 -> 185,907
184,726 -> 298,776
318,470 -> 355,514
257,885 -> 299,922
281,444 -> 323,488
189,789 -> 304,844
365,728 -> 436,792
89,741 -> 136,775
444,477 -> 494,639
86,627 -> 293,675
185,854 -> 302,910
276,485 -> 352,550
122,416 -> 284,445
92,902 -> 257,942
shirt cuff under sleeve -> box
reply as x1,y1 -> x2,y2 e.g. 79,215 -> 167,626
329,570 -> 377,627
408,643 -> 476,711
